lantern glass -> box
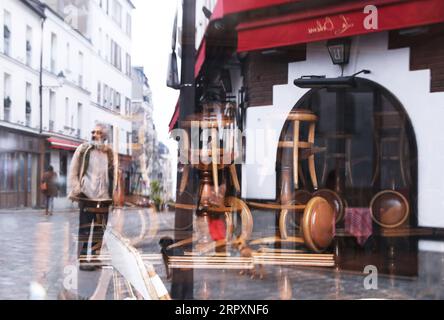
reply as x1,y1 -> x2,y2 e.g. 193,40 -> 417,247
327,38 -> 351,65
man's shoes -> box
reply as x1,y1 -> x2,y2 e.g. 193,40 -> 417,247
79,264 -> 98,272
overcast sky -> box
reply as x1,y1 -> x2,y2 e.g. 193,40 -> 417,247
132,0 -> 179,191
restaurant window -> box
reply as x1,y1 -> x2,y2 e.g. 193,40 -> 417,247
280,78 -> 418,236
3,11 -> 11,56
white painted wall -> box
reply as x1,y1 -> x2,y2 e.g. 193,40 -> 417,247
0,0 -> 42,130
41,2 -> 133,154
243,31 -> 444,229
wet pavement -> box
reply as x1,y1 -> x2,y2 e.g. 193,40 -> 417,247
1,207 -> 444,300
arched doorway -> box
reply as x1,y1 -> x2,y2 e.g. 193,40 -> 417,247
277,77 -> 418,230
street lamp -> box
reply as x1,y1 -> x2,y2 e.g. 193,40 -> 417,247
44,71 -> 66,89
327,38 -> 352,66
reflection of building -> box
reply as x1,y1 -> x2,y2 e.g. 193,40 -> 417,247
153,142 -> 173,203
131,66 -> 174,203
0,0 -> 135,209
169,1 -> 444,238
0,0 -> 45,208
131,66 -> 155,196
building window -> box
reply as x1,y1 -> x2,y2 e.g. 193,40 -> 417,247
25,83 -> 32,127
3,11 -> 11,56
109,88 -> 115,109
126,13 -> 132,37
115,91 -> 121,111
26,26 -> 32,67
65,97 -> 70,128
106,0 -> 110,15
77,103 -> 82,138
104,84 -> 109,107
126,53 -> 131,76
112,0 -> 122,27
125,97 -> 131,116
78,51 -> 84,87
66,42 -> 70,73
126,131 -> 131,155
105,34 -> 109,62
110,40 -> 122,70
98,28 -> 102,56
49,90 -> 56,131
3,73 -> 11,122
50,33 -> 57,73
97,82 -> 102,104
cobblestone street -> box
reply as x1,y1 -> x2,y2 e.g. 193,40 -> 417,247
1,208 -> 444,300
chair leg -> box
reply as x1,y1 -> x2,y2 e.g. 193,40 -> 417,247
308,123 -> 318,190
179,165 -> 190,194
346,138 -> 353,187
229,164 -> 241,193
211,128 -> 219,194
293,121 -> 300,189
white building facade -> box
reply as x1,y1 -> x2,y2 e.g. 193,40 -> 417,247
0,0 -> 135,208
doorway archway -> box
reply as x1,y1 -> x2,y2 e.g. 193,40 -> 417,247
277,77 -> 418,227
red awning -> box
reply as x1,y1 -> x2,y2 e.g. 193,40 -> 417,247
237,0 -> 444,52
168,101 -> 180,132
169,37 -> 206,132
212,0 -> 297,20
47,137 -> 82,151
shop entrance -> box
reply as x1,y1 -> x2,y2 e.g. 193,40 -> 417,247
278,78 -> 419,275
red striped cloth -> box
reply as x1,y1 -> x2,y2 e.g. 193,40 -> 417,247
345,208 -> 373,246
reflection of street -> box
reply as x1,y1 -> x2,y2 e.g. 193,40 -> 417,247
2,208 -> 444,300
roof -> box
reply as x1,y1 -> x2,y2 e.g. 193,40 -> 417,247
20,0 -> 45,18
126,0 -> 136,9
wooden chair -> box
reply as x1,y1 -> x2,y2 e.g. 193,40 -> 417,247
372,111 -> 409,187
278,109 -> 319,190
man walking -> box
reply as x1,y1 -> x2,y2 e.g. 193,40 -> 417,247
68,123 -> 115,271
41,166 -> 58,216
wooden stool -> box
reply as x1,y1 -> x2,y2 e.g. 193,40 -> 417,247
173,104 -> 249,252
370,190 -> 410,229
372,111 -> 409,187
278,109 -> 319,190
178,109 -> 240,196
250,196 -> 335,253
320,132 -> 354,188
